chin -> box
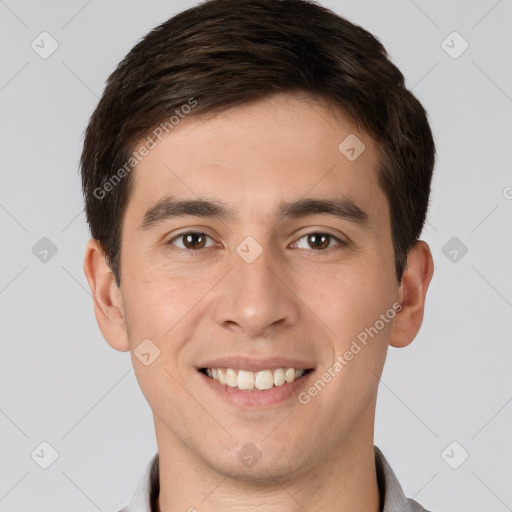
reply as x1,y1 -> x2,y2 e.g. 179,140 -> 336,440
203,444 -> 314,485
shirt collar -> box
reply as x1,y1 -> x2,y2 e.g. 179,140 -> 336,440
120,446 -> 430,512
374,446 -> 431,512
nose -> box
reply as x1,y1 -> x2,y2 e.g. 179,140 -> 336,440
212,242 -> 300,337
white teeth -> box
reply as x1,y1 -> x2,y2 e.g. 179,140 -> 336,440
255,370 -> 274,390
273,368 -> 285,386
238,370 -> 255,390
226,368 -> 238,387
203,366 -> 309,391
285,368 -> 295,383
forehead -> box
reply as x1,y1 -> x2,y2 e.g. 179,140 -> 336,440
123,92 -> 388,229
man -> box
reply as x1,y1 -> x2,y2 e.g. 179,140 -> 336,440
81,0 -> 435,510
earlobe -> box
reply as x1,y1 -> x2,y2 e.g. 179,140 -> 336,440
83,238 -> 130,352
389,240 -> 434,348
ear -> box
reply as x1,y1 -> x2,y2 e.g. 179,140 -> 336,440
389,240 -> 434,348
83,238 -> 130,352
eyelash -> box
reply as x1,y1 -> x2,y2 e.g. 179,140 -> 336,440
167,230 -> 347,253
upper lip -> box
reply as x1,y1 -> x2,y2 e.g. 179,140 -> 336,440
197,356 -> 315,372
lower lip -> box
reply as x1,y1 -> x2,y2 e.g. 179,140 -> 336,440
198,370 -> 314,408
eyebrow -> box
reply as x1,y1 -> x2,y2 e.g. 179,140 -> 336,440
140,196 -> 234,230
277,197 -> 369,226
139,195 -> 370,230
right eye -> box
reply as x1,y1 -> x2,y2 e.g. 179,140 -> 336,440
168,231 -> 216,251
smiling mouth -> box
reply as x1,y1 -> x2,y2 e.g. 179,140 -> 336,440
199,367 -> 314,391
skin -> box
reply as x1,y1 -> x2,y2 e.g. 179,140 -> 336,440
84,92 -> 433,512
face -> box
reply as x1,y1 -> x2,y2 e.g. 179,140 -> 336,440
97,93 -> 405,480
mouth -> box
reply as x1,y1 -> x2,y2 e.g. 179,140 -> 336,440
196,356 -> 316,408
199,367 -> 314,391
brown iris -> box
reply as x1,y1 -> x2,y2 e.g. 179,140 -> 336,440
307,233 -> 331,250
182,232 -> 207,250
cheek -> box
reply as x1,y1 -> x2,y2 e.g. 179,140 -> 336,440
300,260 -> 395,339
120,257 -> 216,378
122,253 -> 194,330
310,271 -> 394,401
123,269 -> 196,415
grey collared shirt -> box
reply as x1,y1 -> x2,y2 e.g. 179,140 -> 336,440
118,446 -> 431,512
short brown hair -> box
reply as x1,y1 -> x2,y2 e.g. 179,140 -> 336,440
80,0 -> 435,286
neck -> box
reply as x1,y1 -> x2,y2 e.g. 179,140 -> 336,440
154,417 -> 380,512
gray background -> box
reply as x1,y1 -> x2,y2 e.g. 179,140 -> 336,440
0,0 -> 511,510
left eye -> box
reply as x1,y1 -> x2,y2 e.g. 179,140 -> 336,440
291,232 -> 344,251
169,231 -> 216,250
